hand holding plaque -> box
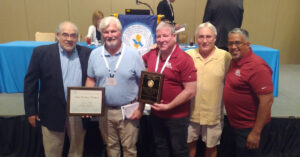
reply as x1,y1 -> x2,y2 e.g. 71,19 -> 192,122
138,71 -> 164,104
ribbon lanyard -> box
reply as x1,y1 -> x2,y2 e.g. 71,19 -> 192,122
155,45 -> 176,74
102,44 -> 125,78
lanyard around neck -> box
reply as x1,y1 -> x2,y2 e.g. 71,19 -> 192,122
101,44 -> 125,78
155,45 -> 176,74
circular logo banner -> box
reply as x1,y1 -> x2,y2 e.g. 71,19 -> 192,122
122,23 -> 154,55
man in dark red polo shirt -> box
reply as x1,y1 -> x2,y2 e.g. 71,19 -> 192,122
223,28 -> 274,157
143,21 -> 197,157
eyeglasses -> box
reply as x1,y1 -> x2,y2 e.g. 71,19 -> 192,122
60,33 -> 77,39
228,41 -> 245,47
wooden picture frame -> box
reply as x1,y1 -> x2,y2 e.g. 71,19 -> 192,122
67,87 -> 105,116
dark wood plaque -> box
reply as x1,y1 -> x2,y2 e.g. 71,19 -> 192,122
138,71 -> 164,104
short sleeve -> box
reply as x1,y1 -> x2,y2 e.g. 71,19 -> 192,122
248,67 -> 273,95
134,53 -> 146,79
87,25 -> 94,38
180,54 -> 197,82
224,52 -> 232,73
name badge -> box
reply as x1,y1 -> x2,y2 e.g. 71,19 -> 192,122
106,77 -> 117,86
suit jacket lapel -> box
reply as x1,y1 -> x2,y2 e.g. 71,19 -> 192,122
53,43 -> 66,103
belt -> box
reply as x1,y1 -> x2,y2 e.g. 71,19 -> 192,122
106,106 -> 122,110
106,99 -> 137,110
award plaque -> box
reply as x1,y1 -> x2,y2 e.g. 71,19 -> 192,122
67,87 -> 105,116
138,71 -> 164,104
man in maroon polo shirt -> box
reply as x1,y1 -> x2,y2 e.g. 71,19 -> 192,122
142,21 -> 197,157
223,28 -> 274,157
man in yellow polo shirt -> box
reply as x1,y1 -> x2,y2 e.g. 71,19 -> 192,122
185,22 -> 231,157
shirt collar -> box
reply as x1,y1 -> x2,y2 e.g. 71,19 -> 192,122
103,44 -> 123,57
171,44 -> 179,58
195,46 -> 219,61
234,48 -> 253,66
58,43 -> 78,57
157,44 -> 179,60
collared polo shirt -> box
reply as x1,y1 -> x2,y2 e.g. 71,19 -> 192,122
186,46 -> 232,125
224,49 -> 273,129
143,44 -> 197,118
58,44 -> 82,101
87,44 -> 145,106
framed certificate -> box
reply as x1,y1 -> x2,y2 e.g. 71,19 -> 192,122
67,87 -> 105,116
138,71 -> 164,104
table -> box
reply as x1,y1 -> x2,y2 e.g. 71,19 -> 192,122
0,41 -> 279,97
0,41 -> 92,93
250,45 -> 279,97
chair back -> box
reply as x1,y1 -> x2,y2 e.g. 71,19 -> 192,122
35,32 -> 56,41
77,34 -> 82,41
178,33 -> 188,44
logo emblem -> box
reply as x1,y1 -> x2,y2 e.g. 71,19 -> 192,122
133,34 -> 143,49
235,69 -> 241,77
147,79 -> 155,88
122,23 -> 154,55
165,62 -> 172,69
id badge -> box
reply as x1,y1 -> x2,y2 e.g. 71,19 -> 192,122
106,77 -> 117,86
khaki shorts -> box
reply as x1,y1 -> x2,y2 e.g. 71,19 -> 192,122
187,121 -> 223,148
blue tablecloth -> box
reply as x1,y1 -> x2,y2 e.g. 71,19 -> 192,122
0,41 -> 279,97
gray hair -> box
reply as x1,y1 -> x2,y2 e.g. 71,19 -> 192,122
228,28 -> 249,41
99,16 -> 122,32
156,21 -> 175,34
195,22 -> 217,36
56,21 -> 79,35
